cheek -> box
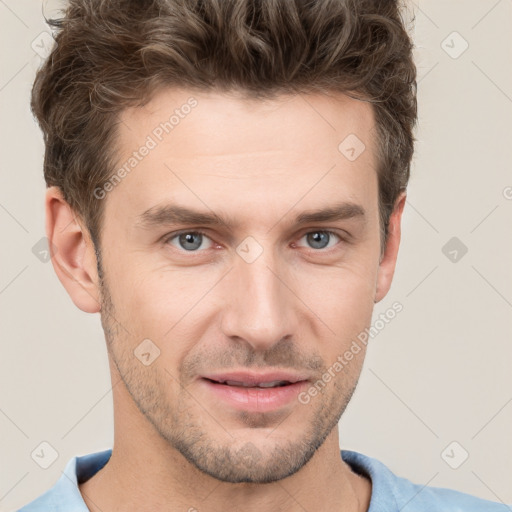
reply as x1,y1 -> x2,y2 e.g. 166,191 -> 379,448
291,256 -> 378,334
107,259 -> 221,340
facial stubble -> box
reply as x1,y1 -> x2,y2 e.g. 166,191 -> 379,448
96,255 -> 361,484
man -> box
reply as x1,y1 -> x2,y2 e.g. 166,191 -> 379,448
19,0 -> 506,510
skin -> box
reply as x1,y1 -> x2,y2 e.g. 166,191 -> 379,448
46,88 -> 406,511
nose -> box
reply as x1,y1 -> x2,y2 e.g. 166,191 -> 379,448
220,249 -> 297,352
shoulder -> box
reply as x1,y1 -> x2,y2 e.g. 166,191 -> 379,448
16,488 -> 57,512
341,449 -> 509,511
16,449 -> 112,511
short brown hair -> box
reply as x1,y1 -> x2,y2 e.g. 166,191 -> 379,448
31,0 -> 417,254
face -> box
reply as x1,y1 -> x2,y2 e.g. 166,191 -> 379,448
93,88 -> 393,483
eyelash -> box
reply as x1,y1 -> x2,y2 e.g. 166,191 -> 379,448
163,229 -> 346,255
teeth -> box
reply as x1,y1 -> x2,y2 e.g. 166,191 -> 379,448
224,380 -> 250,387
222,380 -> 290,388
257,380 -> 289,388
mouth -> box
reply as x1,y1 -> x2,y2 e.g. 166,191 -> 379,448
200,369 -> 309,388
198,371 -> 310,412
203,378 -> 295,388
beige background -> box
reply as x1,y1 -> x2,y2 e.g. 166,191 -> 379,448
1,1 -> 511,510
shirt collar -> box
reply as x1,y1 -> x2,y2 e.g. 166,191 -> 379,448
29,448 -> 390,511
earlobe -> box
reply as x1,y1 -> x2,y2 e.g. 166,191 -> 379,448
45,186 -> 101,313
374,190 -> 407,304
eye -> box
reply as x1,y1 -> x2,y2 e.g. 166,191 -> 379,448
297,230 -> 341,250
165,231 -> 213,252
164,229 -> 343,254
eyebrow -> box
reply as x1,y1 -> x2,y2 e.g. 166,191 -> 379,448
136,201 -> 366,230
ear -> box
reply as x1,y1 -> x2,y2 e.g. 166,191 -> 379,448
374,190 -> 407,303
45,186 -> 101,313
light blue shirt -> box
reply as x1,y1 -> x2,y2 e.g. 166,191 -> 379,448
18,448 -> 509,511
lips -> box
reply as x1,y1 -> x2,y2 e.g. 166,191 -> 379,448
198,370 -> 310,412
200,370 -> 309,388
205,378 -> 291,388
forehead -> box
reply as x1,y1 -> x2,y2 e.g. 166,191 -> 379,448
119,88 -> 376,158
108,88 -> 379,229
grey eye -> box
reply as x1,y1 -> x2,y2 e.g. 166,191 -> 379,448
166,231 -> 214,253
177,232 -> 204,251
303,231 -> 339,250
